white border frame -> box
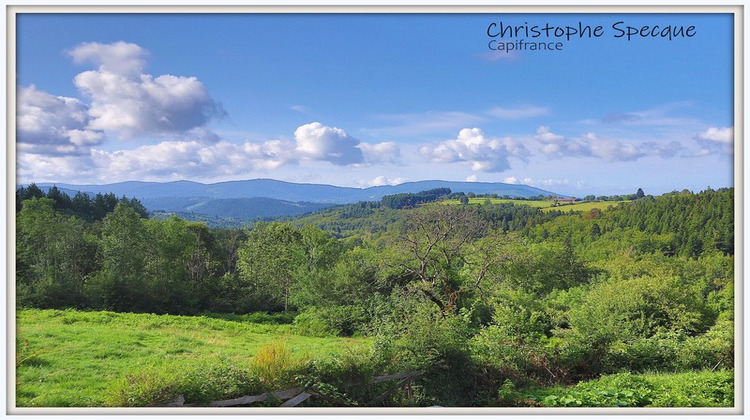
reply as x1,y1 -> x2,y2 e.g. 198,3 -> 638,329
4,3 -> 745,418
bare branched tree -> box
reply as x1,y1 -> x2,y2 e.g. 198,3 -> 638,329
396,205 -> 507,314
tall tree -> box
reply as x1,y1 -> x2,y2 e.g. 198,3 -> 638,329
90,204 -> 150,311
16,198 -> 93,308
237,222 -> 304,312
394,206 -> 505,314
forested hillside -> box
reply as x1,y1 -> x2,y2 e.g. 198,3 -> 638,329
15,186 -> 735,407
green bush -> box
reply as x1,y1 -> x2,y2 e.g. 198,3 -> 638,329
370,299 -> 483,406
293,305 -> 368,337
105,363 -> 185,407
530,370 -> 733,408
678,320 -> 734,371
647,370 -> 734,407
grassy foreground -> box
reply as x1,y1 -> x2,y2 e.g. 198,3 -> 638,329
15,308 -> 735,408
15,308 -> 369,407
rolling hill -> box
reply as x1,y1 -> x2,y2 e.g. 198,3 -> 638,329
30,179 -> 567,224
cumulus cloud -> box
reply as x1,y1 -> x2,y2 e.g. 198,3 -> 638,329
503,176 -> 571,188
17,40 -> 224,165
294,122 -> 364,165
67,41 -> 148,77
695,126 -> 733,155
358,141 -> 400,164
363,176 -> 408,187
534,126 -> 588,159
584,132 -> 644,161
17,152 -> 98,184
88,138 -> 297,182
419,127 -> 529,172
66,41 -> 224,139
534,126 -> 684,162
16,85 -> 104,155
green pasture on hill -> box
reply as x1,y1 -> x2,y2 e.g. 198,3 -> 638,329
15,309 -> 369,407
443,197 -> 631,212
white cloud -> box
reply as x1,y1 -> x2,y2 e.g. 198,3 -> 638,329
362,176 -> 408,187
534,126 -> 587,159
88,138 -> 298,182
358,141 -> 400,164
695,126 -> 733,154
503,176 -> 571,189
66,41 -> 224,140
294,122 -> 364,165
17,152 -> 97,184
420,127 -> 529,173
67,41 -> 148,77
534,126 -> 681,162
584,132 -> 644,161
16,85 -> 104,154
698,126 -> 733,144
466,175 -> 478,182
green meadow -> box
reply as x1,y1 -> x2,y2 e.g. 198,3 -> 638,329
445,197 -> 632,213
15,309 -> 369,407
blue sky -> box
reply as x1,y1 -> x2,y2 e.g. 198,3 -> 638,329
15,11 -> 735,196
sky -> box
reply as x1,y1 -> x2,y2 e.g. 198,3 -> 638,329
14,11 -> 735,197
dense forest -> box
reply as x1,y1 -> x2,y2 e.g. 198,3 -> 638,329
15,185 -> 735,407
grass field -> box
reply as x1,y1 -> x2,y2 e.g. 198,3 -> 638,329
443,197 -> 631,213
15,308 -> 734,408
15,309 -> 369,407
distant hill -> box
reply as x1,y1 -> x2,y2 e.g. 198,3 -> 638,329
33,179 -> 564,203
28,179 -> 566,223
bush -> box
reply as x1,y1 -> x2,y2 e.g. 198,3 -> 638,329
678,320 -> 734,371
293,305 -> 368,337
370,299 -> 484,406
105,363 -> 187,407
529,370 -> 734,408
249,339 -> 298,389
646,370 -> 734,407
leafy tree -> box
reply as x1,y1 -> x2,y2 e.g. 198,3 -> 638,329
88,204 -> 150,311
237,222 -> 304,312
497,239 -> 592,296
143,216 -> 199,313
16,198 -> 94,308
393,206 -> 506,314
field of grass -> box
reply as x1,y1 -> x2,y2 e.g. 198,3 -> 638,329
15,308 -> 734,409
15,309 -> 369,407
443,197 -> 631,213
540,200 -> 632,213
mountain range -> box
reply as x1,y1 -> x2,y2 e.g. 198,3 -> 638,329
32,179 -> 566,224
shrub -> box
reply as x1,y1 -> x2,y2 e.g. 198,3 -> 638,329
530,370 -> 734,408
370,299 -> 483,406
678,320 -> 734,371
293,305 -> 368,337
249,339 -> 298,389
105,364 -> 183,407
